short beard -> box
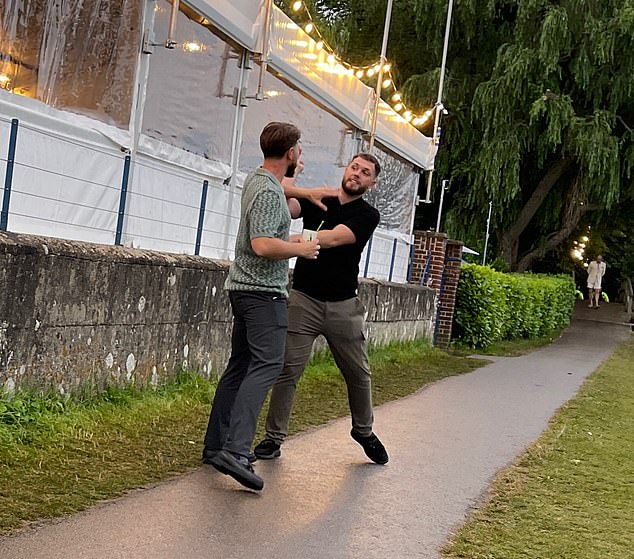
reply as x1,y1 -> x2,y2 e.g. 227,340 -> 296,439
341,178 -> 366,196
285,161 -> 297,178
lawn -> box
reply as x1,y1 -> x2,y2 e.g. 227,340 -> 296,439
0,339 -> 485,536
444,334 -> 634,559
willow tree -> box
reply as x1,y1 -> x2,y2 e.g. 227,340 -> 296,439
288,0 -> 634,271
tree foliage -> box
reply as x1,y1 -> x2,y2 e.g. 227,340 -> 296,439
277,0 -> 634,276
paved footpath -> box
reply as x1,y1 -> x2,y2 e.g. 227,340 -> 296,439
0,313 -> 630,559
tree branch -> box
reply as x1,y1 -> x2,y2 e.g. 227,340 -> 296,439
504,157 -> 573,241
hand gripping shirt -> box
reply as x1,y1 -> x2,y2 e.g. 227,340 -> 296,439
225,168 -> 291,296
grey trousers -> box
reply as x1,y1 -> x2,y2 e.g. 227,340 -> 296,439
265,289 -> 374,443
204,291 -> 288,458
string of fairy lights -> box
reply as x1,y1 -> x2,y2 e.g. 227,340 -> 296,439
288,0 -> 433,128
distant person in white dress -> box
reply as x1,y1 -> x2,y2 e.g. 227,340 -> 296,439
587,255 -> 606,308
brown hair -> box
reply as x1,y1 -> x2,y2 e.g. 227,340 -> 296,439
351,152 -> 381,177
260,122 -> 301,159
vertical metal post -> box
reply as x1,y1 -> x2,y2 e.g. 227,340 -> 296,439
407,241 -> 416,282
115,155 -> 132,246
423,0 -> 455,202
1,118 -> 19,231
165,0 -> 179,48
195,180 -> 209,256
368,0 -> 394,151
363,235 -> 374,277
436,179 -> 448,232
482,200 -> 493,266
255,0 -> 274,100
388,238 -> 398,282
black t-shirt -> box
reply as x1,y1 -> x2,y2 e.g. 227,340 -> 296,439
293,196 -> 380,301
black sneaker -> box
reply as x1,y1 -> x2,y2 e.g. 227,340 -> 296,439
253,439 -> 281,460
350,429 -> 389,465
203,447 -> 256,464
206,450 -> 264,491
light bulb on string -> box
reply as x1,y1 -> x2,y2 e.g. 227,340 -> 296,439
366,68 -> 375,77
316,40 -> 324,50
394,103 -> 403,111
183,41 -> 203,53
382,79 -> 392,88
304,22 -> 314,34
327,54 -> 335,64
391,93 -> 401,102
292,0 -> 302,12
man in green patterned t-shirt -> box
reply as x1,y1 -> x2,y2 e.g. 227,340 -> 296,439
202,122 -> 332,491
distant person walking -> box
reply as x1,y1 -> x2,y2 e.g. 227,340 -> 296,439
253,153 -> 389,466
202,122 -> 333,491
587,255 -> 606,308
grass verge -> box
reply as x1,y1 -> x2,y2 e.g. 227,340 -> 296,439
0,339 -> 484,536
451,329 -> 564,358
443,333 -> 634,559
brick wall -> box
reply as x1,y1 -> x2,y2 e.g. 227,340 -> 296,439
410,231 -> 464,349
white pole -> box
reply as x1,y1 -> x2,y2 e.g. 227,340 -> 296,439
423,0 -> 454,202
436,179 -> 448,232
482,201 -> 493,266
369,0 -> 394,151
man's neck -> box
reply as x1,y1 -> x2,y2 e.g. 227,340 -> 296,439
261,159 -> 287,183
338,191 -> 362,205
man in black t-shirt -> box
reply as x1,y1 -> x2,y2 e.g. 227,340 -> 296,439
254,153 -> 389,465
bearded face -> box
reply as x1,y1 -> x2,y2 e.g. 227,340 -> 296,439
341,157 -> 377,195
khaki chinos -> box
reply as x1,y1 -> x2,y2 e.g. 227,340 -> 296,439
265,289 -> 374,443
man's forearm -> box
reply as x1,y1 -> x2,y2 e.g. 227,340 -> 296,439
282,179 -> 312,200
251,237 -> 305,260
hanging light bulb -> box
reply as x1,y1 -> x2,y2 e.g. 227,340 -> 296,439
315,40 -> 324,50
412,117 -> 422,126
382,79 -> 392,88
327,54 -> 336,64
355,69 -> 364,79
304,22 -> 314,33
394,103 -> 403,111
366,68 -> 375,77
403,111 -> 413,121
383,64 -> 391,72
347,68 -> 355,76
391,93 -> 401,102
183,41 -> 203,53
292,0 -> 302,11
373,63 -> 381,73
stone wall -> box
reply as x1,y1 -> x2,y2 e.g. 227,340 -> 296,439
0,232 -> 435,395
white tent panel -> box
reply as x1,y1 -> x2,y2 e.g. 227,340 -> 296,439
267,7 -> 372,131
6,122 -> 122,244
124,154 -> 204,253
373,100 -> 438,170
185,0 -> 265,52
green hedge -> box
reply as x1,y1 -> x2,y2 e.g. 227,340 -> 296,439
453,264 -> 576,348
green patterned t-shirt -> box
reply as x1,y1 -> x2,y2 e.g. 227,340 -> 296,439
225,168 -> 291,295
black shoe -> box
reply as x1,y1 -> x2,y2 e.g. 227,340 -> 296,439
207,450 -> 264,491
253,439 -> 281,460
203,447 -> 256,464
351,429 -> 389,465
